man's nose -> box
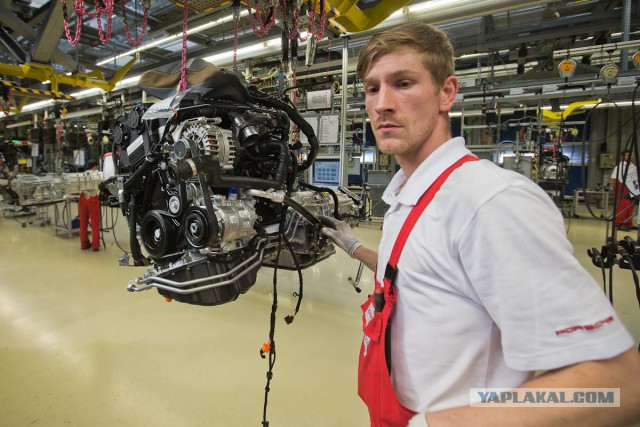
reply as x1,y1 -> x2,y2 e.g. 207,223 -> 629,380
374,85 -> 395,114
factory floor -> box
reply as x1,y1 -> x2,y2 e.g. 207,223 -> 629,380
0,203 -> 639,427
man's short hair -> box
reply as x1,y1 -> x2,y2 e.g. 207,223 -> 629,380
87,159 -> 99,169
356,22 -> 455,89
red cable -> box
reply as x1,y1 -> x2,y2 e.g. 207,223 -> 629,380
233,7 -> 239,71
122,0 -> 150,46
62,0 -> 148,47
248,1 -> 276,37
179,0 -> 189,92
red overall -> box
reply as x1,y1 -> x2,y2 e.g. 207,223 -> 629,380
613,182 -> 635,228
79,192 -> 101,250
358,155 -> 478,427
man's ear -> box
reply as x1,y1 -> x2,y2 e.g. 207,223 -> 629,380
439,75 -> 458,113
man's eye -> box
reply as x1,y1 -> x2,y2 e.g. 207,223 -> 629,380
365,86 -> 379,95
397,81 -> 412,88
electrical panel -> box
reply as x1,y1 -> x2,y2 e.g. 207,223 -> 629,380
599,153 -> 616,169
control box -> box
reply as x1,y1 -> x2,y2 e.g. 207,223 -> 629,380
599,153 -> 616,169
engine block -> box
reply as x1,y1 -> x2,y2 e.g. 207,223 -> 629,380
101,70 -> 360,306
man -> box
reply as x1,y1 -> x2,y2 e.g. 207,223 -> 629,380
321,22 -> 640,427
610,150 -> 639,231
79,158 -> 101,251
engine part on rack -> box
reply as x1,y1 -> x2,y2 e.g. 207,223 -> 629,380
539,152 -> 569,181
102,69 -> 360,306
0,170 -> 103,210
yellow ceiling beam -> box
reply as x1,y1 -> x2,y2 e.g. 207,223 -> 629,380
1,80 -> 73,114
0,54 -> 138,94
540,100 -> 598,123
16,97 -> 29,112
328,0 -> 410,32
1,81 -> 73,100
170,0 -> 401,33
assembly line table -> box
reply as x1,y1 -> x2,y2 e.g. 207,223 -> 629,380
572,189 -> 610,218
53,196 -> 79,238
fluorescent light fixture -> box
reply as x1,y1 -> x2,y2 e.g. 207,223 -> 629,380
452,100 -> 640,118
6,120 -> 32,128
458,50 -> 510,61
22,99 -> 56,113
115,75 -> 142,89
202,36 -> 282,65
201,32 -> 318,66
96,10 -> 249,66
388,0 -> 460,19
540,101 -> 638,110
69,88 -> 104,100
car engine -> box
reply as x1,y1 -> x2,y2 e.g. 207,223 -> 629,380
539,152 -> 569,181
101,69 -> 360,306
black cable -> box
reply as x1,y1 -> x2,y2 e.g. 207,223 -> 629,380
280,227 -> 304,324
109,206 -> 129,254
100,202 -> 106,249
631,82 -> 640,242
299,181 -> 340,218
578,99 -> 619,220
594,251 -> 608,295
573,110 -> 640,220
575,88 -> 640,306
261,207 -> 287,427
608,98 -> 630,305
99,203 -> 129,254
541,108 -> 638,210
620,251 -> 640,310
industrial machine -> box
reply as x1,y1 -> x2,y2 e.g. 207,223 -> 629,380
101,69 -> 360,306
0,168 -> 102,228
0,169 -> 103,210
539,150 -> 570,181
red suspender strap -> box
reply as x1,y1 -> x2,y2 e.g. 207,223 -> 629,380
384,155 -> 479,284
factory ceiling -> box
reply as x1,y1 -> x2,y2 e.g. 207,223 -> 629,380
0,0 -> 638,117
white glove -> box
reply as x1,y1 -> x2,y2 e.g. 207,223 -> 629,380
407,413 -> 429,427
319,215 -> 362,257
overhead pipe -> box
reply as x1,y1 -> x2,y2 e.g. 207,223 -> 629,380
553,40 -> 640,60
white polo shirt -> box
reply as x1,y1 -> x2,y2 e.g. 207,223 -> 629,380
611,161 -> 639,197
377,137 -> 634,413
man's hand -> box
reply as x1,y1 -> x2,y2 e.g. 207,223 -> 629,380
319,216 -> 362,257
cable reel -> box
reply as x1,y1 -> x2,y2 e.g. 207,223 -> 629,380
600,62 -> 620,86
558,58 -> 577,80
632,51 -> 640,71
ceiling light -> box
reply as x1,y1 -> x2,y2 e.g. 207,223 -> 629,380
96,10 -> 249,66
21,99 -> 56,113
398,0 -> 461,15
70,88 -> 104,99
115,75 -> 142,89
203,37 -> 282,65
